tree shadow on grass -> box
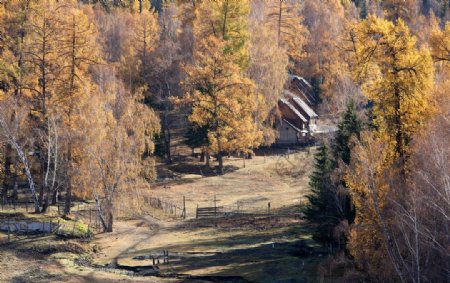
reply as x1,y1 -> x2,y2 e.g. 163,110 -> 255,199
113,210 -> 324,283
166,163 -> 240,177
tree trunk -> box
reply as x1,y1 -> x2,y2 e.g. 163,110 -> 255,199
200,151 -> 205,162
2,144 -> 12,204
41,184 -> 51,213
51,189 -> 58,205
107,211 -> 114,232
206,152 -> 210,166
12,182 -> 18,205
65,144 -> 72,215
96,197 -> 114,233
218,152 -> 224,175
165,128 -> 172,164
39,164 -> 45,209
0,118 -> 41,213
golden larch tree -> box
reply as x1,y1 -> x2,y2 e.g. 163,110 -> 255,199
344,15 -> 435,280
349,15 -> 434,167
56,2 -> 101,214
265,0 -> 307,62
248,0 -> 289,145
183,35 -> 262,174
194,0 -> 250,69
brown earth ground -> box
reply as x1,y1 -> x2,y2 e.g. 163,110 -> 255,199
0,148 -> 333,283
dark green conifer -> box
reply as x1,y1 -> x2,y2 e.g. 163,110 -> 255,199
303,145 -> 338,243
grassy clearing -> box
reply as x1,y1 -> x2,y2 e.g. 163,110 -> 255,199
87,147 -> 324,282
151,149 -> 315,218
99,214 -> 324,282
1,147 -> 322,282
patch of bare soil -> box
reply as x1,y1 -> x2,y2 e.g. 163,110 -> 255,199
92,217 -> 163,266
0,248 -> 67,283
88,150 -> 319,282
0,234 -> 176,283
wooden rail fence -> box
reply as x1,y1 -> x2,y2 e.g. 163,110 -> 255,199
144,196 -> 186,219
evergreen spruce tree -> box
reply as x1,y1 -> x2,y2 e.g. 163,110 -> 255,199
332,100 -> 363,225
333,100 -> 362,165
303,145 -> 338,243
304,101 -> 363,243
184,124 -> 209,150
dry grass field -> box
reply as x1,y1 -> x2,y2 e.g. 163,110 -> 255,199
0,147 -> 329,283
151,149 -> 315,216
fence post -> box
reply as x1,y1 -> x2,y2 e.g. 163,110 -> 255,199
268,202 -> 271,222
72,220 -> 76,236
7,214 -> 10,242
196,204 -> 198,219
183,196 -> 186,219
214,195 -> 217,218
96,210 -> 99,232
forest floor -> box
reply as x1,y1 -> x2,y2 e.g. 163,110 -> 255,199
0,147 -> 334,283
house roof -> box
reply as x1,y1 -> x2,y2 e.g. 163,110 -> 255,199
288,75 -> 319,106
279,98 -> 308,123
284,90 -> 318,119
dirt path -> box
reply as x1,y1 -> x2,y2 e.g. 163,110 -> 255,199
91,215 -> 317,283
90,151 -> 318,282
93,215 -> 176,266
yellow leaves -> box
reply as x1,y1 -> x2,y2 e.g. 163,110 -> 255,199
350,15 -> 434,163
382,0 -> 419,24
194,0 -> 250,69
247,3 -> 288,145
346,15 -> 438,275
133,9 -> 160,58
118,9 -> 159,91
344,131 -> 401,273
184,34 -> 262,155
266,0 -> 307,62
430,22 -> 450,65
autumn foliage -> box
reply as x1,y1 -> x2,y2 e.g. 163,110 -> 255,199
0,2 -> 448,278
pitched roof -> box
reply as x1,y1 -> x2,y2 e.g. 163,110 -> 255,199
279,98 -> 308,123
284,90 -> 318,119
288,75 -> 319,106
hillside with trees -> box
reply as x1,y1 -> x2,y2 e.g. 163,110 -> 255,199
0,0 -> 448,282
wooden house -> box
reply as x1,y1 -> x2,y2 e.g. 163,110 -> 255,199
274,76 -> 319,146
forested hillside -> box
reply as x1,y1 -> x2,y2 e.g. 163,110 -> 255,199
0,0 -> 448,282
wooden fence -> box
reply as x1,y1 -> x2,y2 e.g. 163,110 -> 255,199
144,196 -> 186,219
196,197 -> 304,220
196,206 -> 224,218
